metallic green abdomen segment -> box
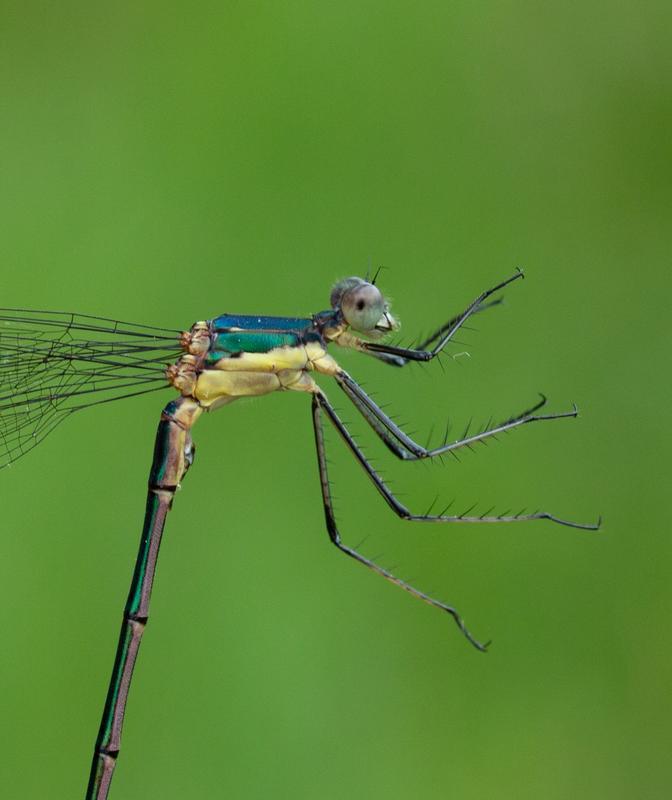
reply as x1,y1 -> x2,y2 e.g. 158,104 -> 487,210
206,331 -> 302,364
95,618 -> 136,747
211,313 -> 312,332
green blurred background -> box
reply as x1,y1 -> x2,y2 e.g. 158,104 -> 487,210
1,2 -> 670,798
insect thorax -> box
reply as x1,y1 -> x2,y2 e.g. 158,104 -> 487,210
166,318 -> 339,407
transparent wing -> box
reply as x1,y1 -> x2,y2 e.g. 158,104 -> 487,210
0,309 -> 183,469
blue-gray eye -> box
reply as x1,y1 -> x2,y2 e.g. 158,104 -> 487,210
330,277 -> 397,335
340,282 -> 385,332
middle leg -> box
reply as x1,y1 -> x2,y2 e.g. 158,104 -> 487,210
337,370 -> 579,463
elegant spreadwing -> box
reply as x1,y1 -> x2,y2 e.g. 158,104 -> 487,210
0,270 -> 599,798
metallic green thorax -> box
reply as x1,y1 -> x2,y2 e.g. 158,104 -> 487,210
205,313 -> 325,365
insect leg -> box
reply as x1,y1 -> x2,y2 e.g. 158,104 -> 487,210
315,389 -> 600,530
362,269 -> 523,362
310,392 -> 488,650
337,371 -> 581,463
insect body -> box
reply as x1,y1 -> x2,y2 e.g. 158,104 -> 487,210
0,271 -> 599,799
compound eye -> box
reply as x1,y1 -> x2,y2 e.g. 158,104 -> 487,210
341,283 -> 385,332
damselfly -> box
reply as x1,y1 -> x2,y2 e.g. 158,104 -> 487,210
1,270 -> 599,799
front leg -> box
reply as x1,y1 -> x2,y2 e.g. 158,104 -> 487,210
361,269 -> 523,363
364,297 -> 505,368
